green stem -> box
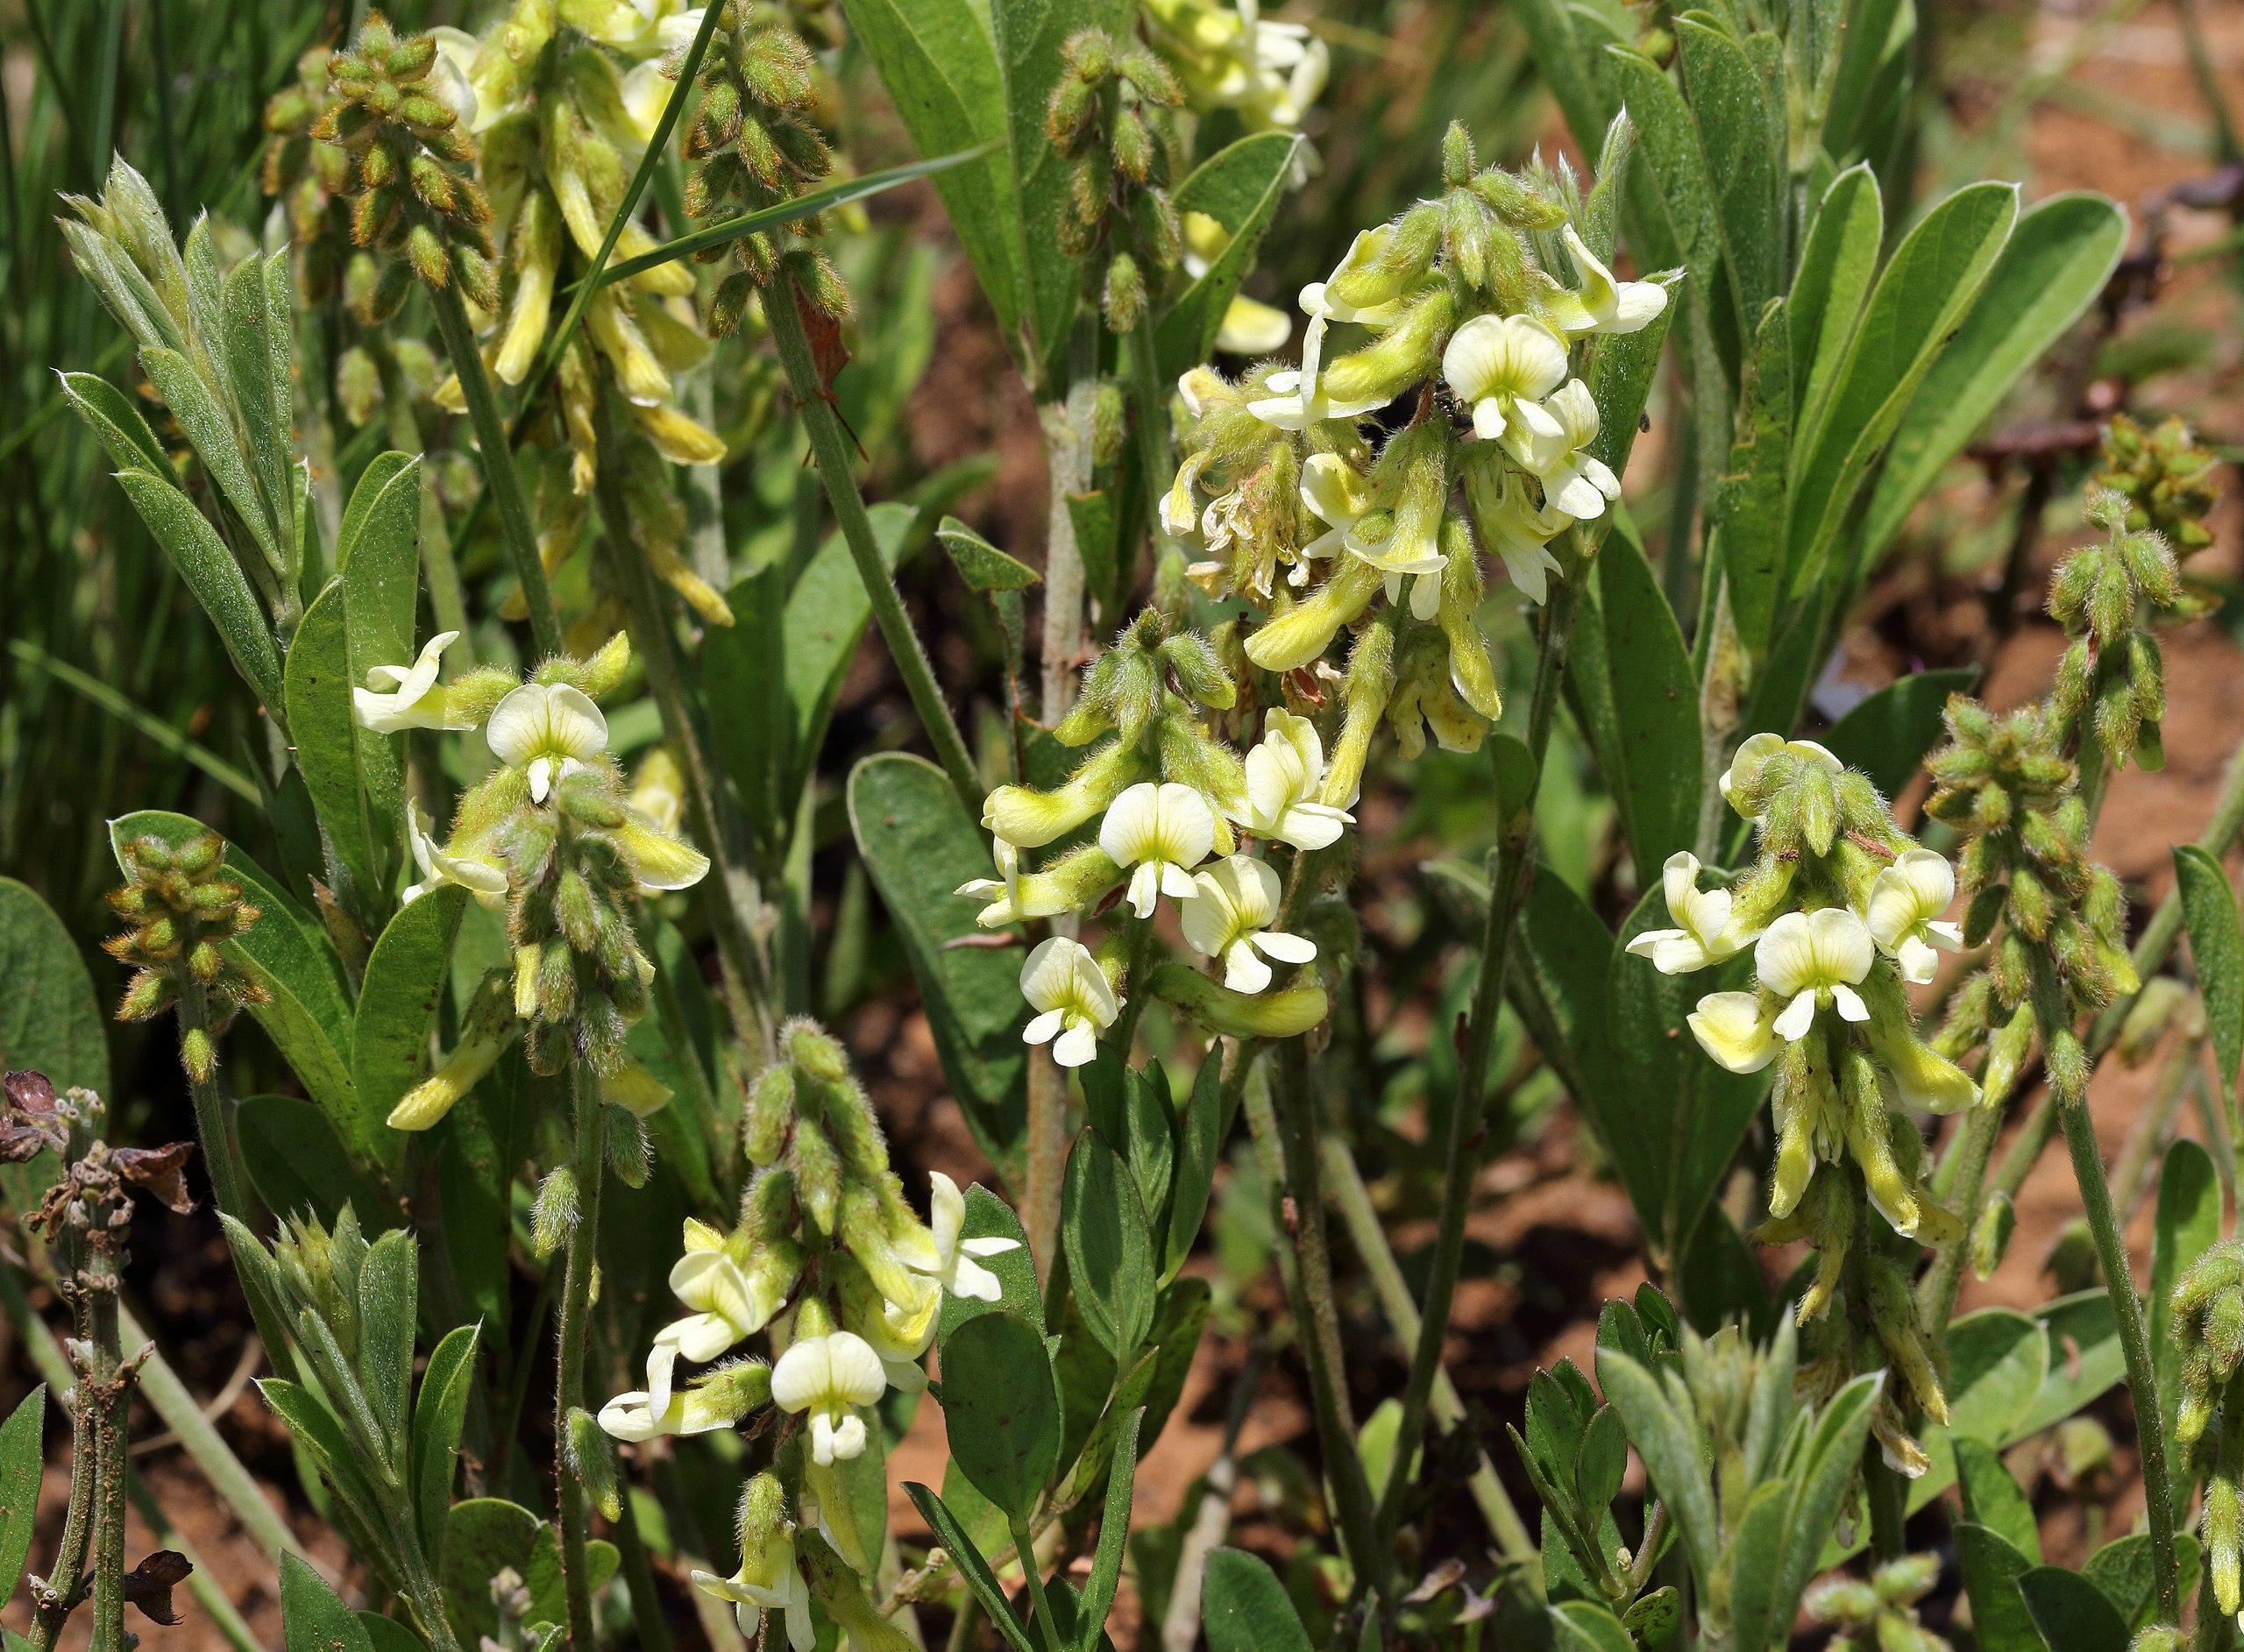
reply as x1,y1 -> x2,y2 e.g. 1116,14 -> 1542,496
84,1280 -> 129,1652
556,1064 -> 609,1649
1920,1098 -> 2000,1329
177,981 -> 253,1224
1126,304 -> 1174,591
593,404 -> 778,1068
613,1481 -> 675,1652
426,277 -> 563,658
373,340 -> 472,656
767,284 -> 980,812
29,1243 -> 96,1652
1379,561 -> 1580,1539
1009,1513 -> 1066,1652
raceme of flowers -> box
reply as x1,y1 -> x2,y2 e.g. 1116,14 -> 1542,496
1629,734 -> 1981,1247
959,611 -> 1332,1067
351,628 -> 712,1121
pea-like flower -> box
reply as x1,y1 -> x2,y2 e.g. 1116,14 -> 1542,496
1299,452 -> 1372,562
1719,733 -> 1841,815
770,1330 -> 887,1464
1300,226 -> 1407,326
486,681 -> 608,804
692,1521 -> 813,1652
1243,708 -> 1354,845
1463,457 -> 1568,605
1623,851 -> 1753,975
1099,781 -> 1218,917
1508,379 -> 1619,521
1686,991 -> 1781,1075
1864,847 -> 1964,985
1247,317 -> 1390,429
1440,313 -> 1566,444
903,1171 -> 1022,1302
643,1218 -> 789,1414
353,631 -> 476,734
599,1356 -> 769,1443
1759,908 -> 1876,1039
1181,854 -> 1317,992
1542,226 -> 1669,337
401,802 -> 508,909
1019,936 -> 1120,1068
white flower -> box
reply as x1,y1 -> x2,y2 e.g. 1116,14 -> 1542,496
1543,226 -> 1669,337
692,1528 -> 813,1652
903,1172 -> 1021,1302
1243,708 -> 1354,841
1180,854 -> 1317,993
1296,454 -> 1372,571
1508,379 -> 1619,521
1865,847 -> 1964,985
1099,781 -> 1217,918
597,1379 -> 736,1443
401,802 -> 508,909
1300,227 -> 1405,326
642,1220 -> 785,1415
1466,461 -> 1568,606
955,835 -> 1028,921
1441,314 -> 1567,444
486,681 -> 608,803
1623,851 -> 1753,975
1687,989 -> 1780,1074
1719,733 -> 1842,816
424,29 -> 486,131
353,631 -> 475,734
1756,908 -> 1875,1041
1247,316 -> 1390,429
1020,937 -> 1119,1068
770,1331 -> 887,1465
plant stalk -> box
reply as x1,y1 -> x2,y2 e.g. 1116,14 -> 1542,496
1010,1513 -> 1066,1652
1378,564 -> 1580,1538
556,1062 -> 609,1649
176,980 -> 252,1223
425,277 -> 563,658
767,283 -> 980,812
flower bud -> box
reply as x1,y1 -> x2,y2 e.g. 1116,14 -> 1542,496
533,1166 -> 579,1258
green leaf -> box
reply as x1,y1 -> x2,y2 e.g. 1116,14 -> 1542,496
1724,1478 -> 1794,1652
2016,1564 -> 2132,1652
1509,0 -> 1616,157
1062,1132 -> 1159,1363
847,754 -> 1027,1180
1164,1052 -> 1225,1279
936,1310 -> 1060,1521
1593,1351 -> 1719,1593
139,342 -> 283,573
109,812 -> 357,1125
357,1613 -> 427,1652
1202,1547 -> 1313,1652
1714,297 -> 1791,661
1074,1407 -> 1141,1648
1821,0 -> 1912,160
1550,1599 -> 1637,1652
1118,1065 -> 1175,1262
221,252 -> 296,572
522,1521 -> 619,1633
2082,1531 -> 2192,1632
1762,1372 -> 1880,1646
1786,181 -> 2020,595
938,515 -> 1041,592
110,466 -> 284,713
440,1498 -> 542,1642
357,1228 -> 418,1469
1586,274 -> 1679,484
1821,668 -> 1980,798
281,1552 -> 374,1652
352,886 -> 470,1166
1509,872 -> 1623,1178
411,1323 -> 480,1569
58,370 -> 171,476
903,1484 -> 1035,1652
1566,520 -> 1702,879
1955,1521 -> 2042,1652
938,1183 -> 1042,1347
1156,133 -> 1303,379
0,1386 -> 45,1595
834,0 -> 1026,345
2150,1138 -> 2220,1449
1956,1436 -> 2042,1563
1675,17 -> 1782,331
1786,165 -> 1883,438
286,581 -> 387,899
335,452 -> 424,889
1596,47 -> 1717,283
2176,843 -> 2244,1095
237,1095 -> 388,1231
1859,192 -> 2127,570
0,878 -> 110,1095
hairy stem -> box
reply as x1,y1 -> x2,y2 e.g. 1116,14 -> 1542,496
1010,1513 -> 1066,1652
175,981 -> 252,1223
1040,319 -> 1101,723
1379,564 -> 1580,1538
768,284 -> 980,812
556,1063 -> 609,1649
425,278 -> 563,658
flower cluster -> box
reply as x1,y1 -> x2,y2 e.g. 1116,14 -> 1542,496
1142,0 -> 1328,137
593,1024 -> 1022,1637
1165,124 -> 1668,774
2171,1242 -> 2244,1616
2048,486 -> 2193,776
962,610 -> 1332,1066
107,831 -> 267,1085
351,630 -> 712,1126
1803,1555 -> 1949,1652
1045,27 -> 1186,334
2091,412 -> 2221,563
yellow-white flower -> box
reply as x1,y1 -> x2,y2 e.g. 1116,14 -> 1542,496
642,1220 -> 785,1415
616,806 -> 711,895
1343,510 -> 1448,620
1300,227 -> 1406,326
1719,733 -> 1842,815
1099,781 -> 1218,918
597,1377 -> 738,1442
1184,214 -> 1294,354
1543,226 -> 1670,337
1623,851 -> 1753,975
402,802 -> 508,909
424,28 -> 486,129
1180,854 -> 1316,993
1687,990 -> 1780,1074
1865,847 -> 1964,985
904,1172 -> 1021,1302
1020,937 -> 1119,1068
1508,379 -> 1619,521
569,0 -> 708,60
770,1330 -> 886,1465
486,681 -> 608,803
1757,908 -> 1875,1040
353,631 -> 476,734
1243,708 -> 1353,843
692,1528 -> 813,1652
1299,452 -> 1371,564
956,835 -> 1029,923
1247,316 -> 1389,429
1441,314 -> 1567,444
1465,460 -> 1568,606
